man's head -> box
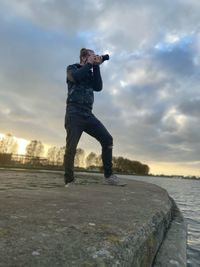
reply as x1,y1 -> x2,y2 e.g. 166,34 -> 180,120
80,48 -> 95,65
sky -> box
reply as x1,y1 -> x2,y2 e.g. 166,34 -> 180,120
0,0 -> 200,176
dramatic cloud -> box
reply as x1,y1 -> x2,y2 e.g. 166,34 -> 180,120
0,0 -> 200,175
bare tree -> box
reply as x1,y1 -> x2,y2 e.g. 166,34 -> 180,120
56,146 -> 65,164
86,152 -> 97,168
112,156 -> 150,175
96,154 -> 102,167
74,148 -> 85,167
0,133 -> 18,154
47,146 -> 65,165
25,140 -> 44,157
47,146 -> 59,163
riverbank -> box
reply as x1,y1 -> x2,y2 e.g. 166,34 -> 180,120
0,165 -> 199,180
0,170 -> 186,266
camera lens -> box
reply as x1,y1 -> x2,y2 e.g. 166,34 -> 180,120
101,54 -> 109,62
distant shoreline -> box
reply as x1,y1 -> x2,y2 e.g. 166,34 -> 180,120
0,165 -> 199,180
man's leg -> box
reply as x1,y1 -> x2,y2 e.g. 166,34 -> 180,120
84,114 -> 113,178
64,114 -> 83,184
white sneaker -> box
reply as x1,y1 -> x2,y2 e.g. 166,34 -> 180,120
65,181 -> 75,187
104,174 -> 120,185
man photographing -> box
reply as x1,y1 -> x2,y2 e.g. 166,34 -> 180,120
64,48 -> 121,186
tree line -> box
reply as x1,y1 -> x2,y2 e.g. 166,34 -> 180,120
0,133 -> 150,175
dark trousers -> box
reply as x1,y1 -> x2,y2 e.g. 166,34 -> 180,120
64,106 -> 113,183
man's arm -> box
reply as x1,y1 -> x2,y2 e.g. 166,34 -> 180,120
93,65 -> 103,91
67,63 -> 92,83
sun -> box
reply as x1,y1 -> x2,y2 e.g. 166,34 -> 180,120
16,138 -> 29,155
0,133 -> 29,155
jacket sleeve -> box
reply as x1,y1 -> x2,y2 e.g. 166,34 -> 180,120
67,63 -> 92,83
92,65 -> 103,91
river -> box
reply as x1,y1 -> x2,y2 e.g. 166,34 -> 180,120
118,174 -> 200,267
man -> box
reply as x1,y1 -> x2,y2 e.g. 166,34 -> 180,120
64,48 -> 120,187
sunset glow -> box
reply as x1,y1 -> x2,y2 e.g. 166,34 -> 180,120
16,138 -> 29,155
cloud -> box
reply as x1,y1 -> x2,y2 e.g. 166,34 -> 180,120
0,0 -> 200,175
154,44 -> 195,76
178,98 -> 200,117
1,0 -> 104,32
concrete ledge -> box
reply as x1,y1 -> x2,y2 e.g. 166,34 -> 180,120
0,170 -> 186,266
153,198 -> 187,267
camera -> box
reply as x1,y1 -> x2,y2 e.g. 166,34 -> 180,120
93,54 -> 110,65
101,54 -> 109,62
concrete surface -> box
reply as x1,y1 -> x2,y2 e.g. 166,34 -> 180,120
0,169 -> 186,267
153,198 -> 187,267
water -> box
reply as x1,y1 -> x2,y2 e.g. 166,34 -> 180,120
118,174 -> 200,267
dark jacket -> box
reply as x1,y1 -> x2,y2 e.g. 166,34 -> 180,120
66,63 -> 103,110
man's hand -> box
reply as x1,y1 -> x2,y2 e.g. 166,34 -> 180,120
86,55 -> 102,65
93,55 -> 102,65
87,55 -> 95,65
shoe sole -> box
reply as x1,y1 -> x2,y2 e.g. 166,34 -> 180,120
103,183 -> 127,187
65,183 -> 75,187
